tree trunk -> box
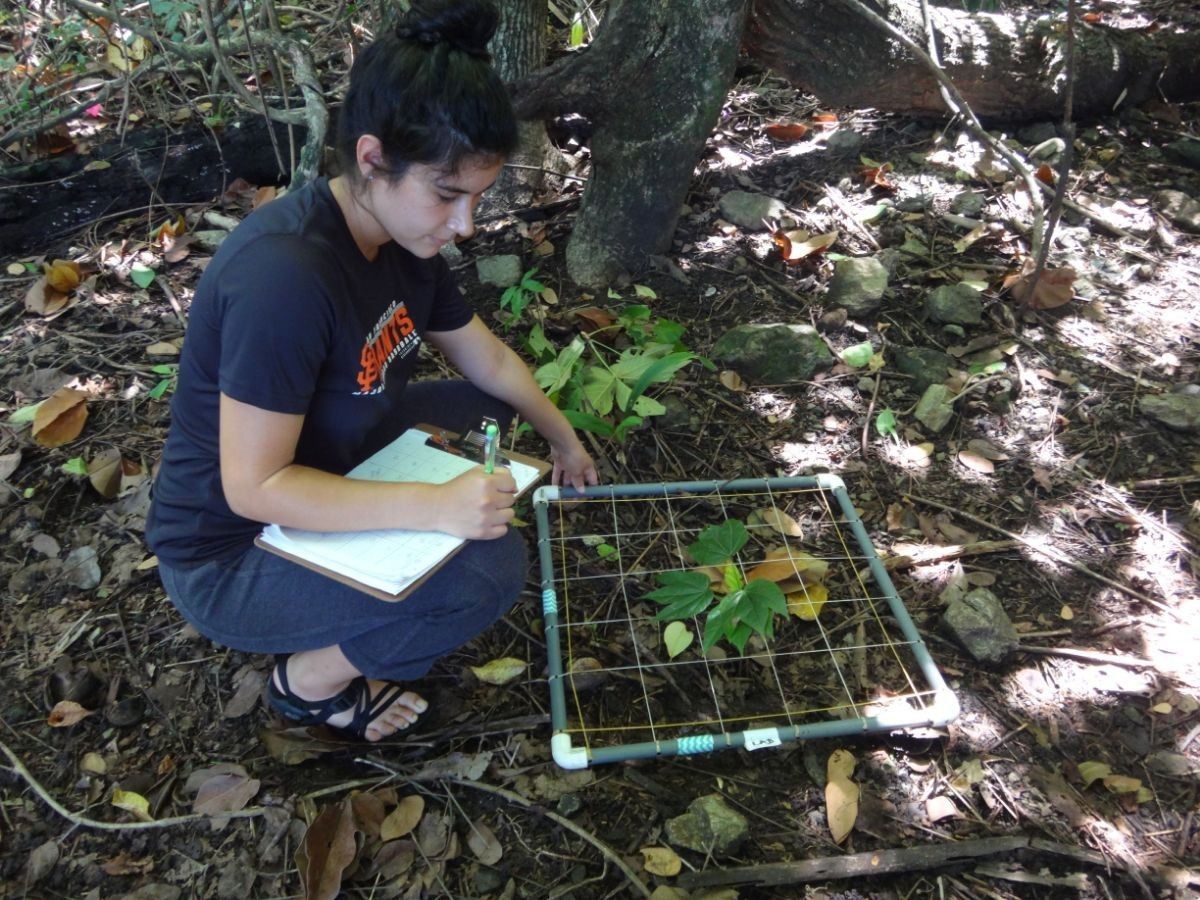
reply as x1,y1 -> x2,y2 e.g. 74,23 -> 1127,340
745,0 -> 1200,119
490,0 -> 557,212
513,0 -> 748,288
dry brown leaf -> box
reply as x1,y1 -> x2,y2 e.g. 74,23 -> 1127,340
351,793 -> 386,841
146,341 -> 181,356
88,448 -> 123,500
748,507 -> 804,538
957,450 -> 995,475
466,819 -> 503,865
718,369 -> 747,392
574,307 -> 616,333
812,112 -> 838,128
297,799 -> 360,900
746,558 -> 802,584
193,772 -> 261,816
765,122 -> 808,142
1035,163 -> 1056,185
1003,260 -> 1077,310
24,277 -> 74,316
32,388 -> 88,447
100,853 -> 154,876
763,547 -> 829,583
773,229 -> 837,265
825,775 -> 859,843
966,438 -> 1008,461
47,700 -> 96,727
252,186 -> 277,209
380,795 -> 425,841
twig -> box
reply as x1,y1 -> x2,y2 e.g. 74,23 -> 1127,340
0,738 -> 265,831
1017,643 -> 1153,669
903,494 -> 1181,620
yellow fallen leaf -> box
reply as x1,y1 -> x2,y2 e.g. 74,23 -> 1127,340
748,507 -> 804,538
1151,702 -> 1173,715
380,795 -> 425,841
1077,760 -> 1111,788
1102,774 -> 1143,795
787,583 -> 829,620
44,259 -> 81,293
112,788 -> 153,822
1060,604 -> 1074,620
719,369 -> 747,392
764,547 -> 828,582
640,846 -> 682,877
470,657 -> 527,686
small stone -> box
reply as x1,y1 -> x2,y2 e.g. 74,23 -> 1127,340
914,384 -> 955,433
717,191 -> 788,230
825,130 -> 864,157
711,323 -> 834,383
943,587 -> 1019,664
825,256 -> 889,316
63,546 -> 102,590
474,867 -> 507,894
1139,393 -> 1200,433
665,794 -> 749,856
191,230 -> 230,251
925,284 -> 983,326
893,346 -> 954,394
1164,138 -> 1200,170
1155,190 -> 1200,233
555,793 -> 583,818
950,191 -> 986,217
1029,137 -> 1066,161
897,194 -> 933,213
475,254 -> 523,288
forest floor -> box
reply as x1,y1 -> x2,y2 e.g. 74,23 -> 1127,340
2,26 -> 1200,900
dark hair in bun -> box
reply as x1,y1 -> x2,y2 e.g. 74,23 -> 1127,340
337,0 -> 517,182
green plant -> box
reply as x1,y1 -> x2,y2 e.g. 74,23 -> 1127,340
646,520 -> 789,655
147,364 -> 177,400
529,312 -> 701,442
499,267 -> 546,328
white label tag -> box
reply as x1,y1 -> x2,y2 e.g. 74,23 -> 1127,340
743,727 -> 782,751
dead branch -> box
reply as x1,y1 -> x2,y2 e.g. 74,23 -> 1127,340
676,835 -> 1117,890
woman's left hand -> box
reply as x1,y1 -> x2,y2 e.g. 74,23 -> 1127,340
551,434 -> 599,491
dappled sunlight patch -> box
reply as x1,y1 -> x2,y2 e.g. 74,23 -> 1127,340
774,439 -> 837,474
742,388 -> 795,422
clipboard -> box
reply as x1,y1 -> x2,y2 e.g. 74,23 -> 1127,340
254,422 -> 550,602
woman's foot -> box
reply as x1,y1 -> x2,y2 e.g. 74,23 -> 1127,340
269,654 -> 427,742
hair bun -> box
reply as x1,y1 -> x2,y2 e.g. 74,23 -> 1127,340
396,0 -> 499,60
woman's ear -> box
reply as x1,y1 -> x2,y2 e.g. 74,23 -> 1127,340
355,134 -> 385,181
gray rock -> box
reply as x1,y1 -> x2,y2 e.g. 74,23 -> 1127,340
1155,190 -> 1200,233
914,384 -> 955,432
950,191 -> 986,217
1139,393 -> 1200,433
875,247 -> 903,276
475,254 -> 523,288
1017,122 -> 1058,145
943,587 -> 1019,664
925,284 -> 983,326
711,324 -> 833,383
893,346 -> 953,394
825,257 -> 889,316
826,130 -> 864,157
665,793 -> 749,856
63,546 -> 102,590
897,194 -> 933,213
1029,137 -> 1066,161
192,229 -> 230,252
1164,138 -> 1200,170
717,190 -> 788,230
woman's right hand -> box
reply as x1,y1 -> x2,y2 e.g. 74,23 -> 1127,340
435,467 -> 517,539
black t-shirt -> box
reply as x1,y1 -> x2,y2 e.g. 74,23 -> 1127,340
146,178 -> 474,564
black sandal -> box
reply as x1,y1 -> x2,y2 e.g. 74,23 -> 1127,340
267,655 -> 417,741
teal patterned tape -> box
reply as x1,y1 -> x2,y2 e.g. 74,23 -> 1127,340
542,589 -> 557,616
677,735 -> 714,755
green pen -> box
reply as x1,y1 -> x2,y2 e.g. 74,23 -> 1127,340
483,422 -> 499,474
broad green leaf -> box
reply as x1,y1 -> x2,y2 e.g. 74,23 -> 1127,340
746,578 -> 789,617
612,415 -> 643,442
839,342 -> 874,369
150,364 -> 177,376
652,319 -> 686,346
8,401 -> 43,425
875,408 -> 898,437
647,570 -> 712,621
583,369 -> 618,416
535,337 -> 586,395
61,456 -> 89,476
130,264 -> 156,289
525,322 -> 556,362
689,520 -> 749,566
569,14 -> 585,47
703,592 -> 741,651
663,622 -> 693,659
596,543 -> 617,560
634,284 -> 657,300
627,351 -> 697,406
607,288 -> 622,300
632,395 -> 666,417
147,378 -> 172,400
1078,761 -> 1112,788
561,409 -> 614,437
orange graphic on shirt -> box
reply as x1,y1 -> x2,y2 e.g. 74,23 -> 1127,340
356,304 -> 416,394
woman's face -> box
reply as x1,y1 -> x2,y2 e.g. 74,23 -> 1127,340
365,156 -> 504,258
